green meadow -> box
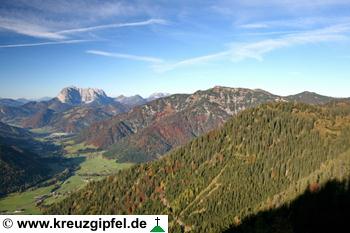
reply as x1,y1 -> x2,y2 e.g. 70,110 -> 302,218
0,140 -> 133,214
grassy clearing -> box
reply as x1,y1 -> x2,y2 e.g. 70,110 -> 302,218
64,142 -> 97,154
44,154 -> 133,205
1,137 -> 133,214
77,154 -> 133,175
0,155 -> 133,212
0,185 -> 55,214
29,127 -> 54,134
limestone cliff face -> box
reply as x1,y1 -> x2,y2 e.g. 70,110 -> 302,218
57,86 -> 110,105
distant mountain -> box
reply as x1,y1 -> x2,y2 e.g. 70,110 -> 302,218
0,87 -> 127,132
35,97 -> 53,102
0,104 -> 35,124
147,92 -> 171,102
57,86 -> 113,105
23,103 -> 127,133
16,98 -> 31,104
47,101 -> 350,233
115,95 -> 147,108
286,91 -> 335,104
0,98 -> 25,107
16,97 -> 53,103
79,86 -> 342,163
80,87 -> 288,162
22,108 -> 55,129
0,98 -> 71,125
0,97 -> 53,107
115,93 -> 171,108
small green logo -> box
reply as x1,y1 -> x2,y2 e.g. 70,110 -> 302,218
150,217 -> 165,232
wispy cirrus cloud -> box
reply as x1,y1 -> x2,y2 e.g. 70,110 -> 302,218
153,23 -> 350,72
0,17 -> 66,40
58,19 -> 167,35
239,23 -> 269,29
84,23 -> 350,72
10,0 -> 140,19
0,39 -> 88,48
152,51 -> 230,72
0,1 -> 166,47
0,17 -> 167,40
86,50 -> 164,63
238,17 -> 350,30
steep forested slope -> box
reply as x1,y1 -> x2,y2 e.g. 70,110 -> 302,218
0,122 -> 60,195
0,144 -> 50,195
47,102 -> 350,232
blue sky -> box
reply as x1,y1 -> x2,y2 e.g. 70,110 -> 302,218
0,0 -> 350,99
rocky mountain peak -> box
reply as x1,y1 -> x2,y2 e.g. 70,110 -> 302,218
115,94 -> 147,108
57,86 -> 109,105
147,92 -> 171,102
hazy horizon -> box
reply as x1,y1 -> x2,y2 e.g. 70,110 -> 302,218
0,84 -> 348,100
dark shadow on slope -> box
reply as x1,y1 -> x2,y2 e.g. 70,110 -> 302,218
224,179 -> 350,233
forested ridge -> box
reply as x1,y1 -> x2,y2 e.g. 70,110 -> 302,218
0,122 -> 61,195
46,101 -> 350,232
0,144 -> 50,195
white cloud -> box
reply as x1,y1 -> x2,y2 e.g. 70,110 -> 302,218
58,19 -> 167,35
86,50 -> 164,63
152,51 -> 230,72
0,17 -> 167,40
240,23 -> 269,29
154,23 -> 350,72
242,0 -> 350,7
238,17 -> 350,31
3,0 -> 142,20
0,16 -> 167,40
0,1 -> 165,41
0,17 -> 66,40
0,39 -> 87,48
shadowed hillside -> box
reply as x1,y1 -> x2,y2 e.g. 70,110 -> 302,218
225,178 -> 350,233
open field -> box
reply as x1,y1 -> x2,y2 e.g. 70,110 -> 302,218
44,154 -> 133,205
0,147 -> 132,214
64,142 -> 97,154
0,185 -> 55,214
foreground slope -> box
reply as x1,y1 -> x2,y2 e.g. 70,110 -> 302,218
224,178 -> 350,233
47,101 -> 350,232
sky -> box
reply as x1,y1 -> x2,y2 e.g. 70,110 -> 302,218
0,0 -> 350,99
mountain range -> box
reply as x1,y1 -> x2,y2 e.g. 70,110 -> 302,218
78,86 -> 338,163
115,93 -> 171,108
0,86 -> 341,164
47,101 -> 350,232
0,87 -> 170,133
0,86 -> 340,163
